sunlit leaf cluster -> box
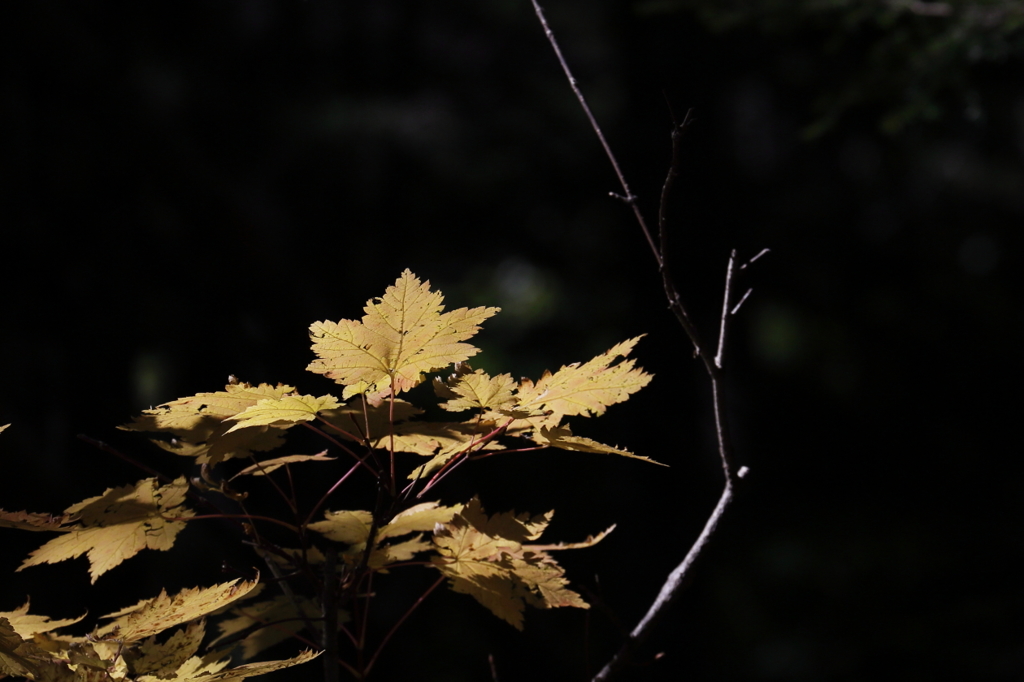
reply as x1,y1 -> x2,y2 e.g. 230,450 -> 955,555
1,270 -> 657,680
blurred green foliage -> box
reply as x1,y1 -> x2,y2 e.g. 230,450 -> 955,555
637,0 -> 1024,134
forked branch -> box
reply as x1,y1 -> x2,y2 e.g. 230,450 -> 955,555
528,2 -> 763,679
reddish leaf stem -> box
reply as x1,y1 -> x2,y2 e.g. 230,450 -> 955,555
304,421 -> 376,475
467,444 -> 548,459
166,513 -> 299,534
363,575 -> 445,676
415,418 -> 514,498
246,454 -> 297,514
304,455 -> 373,527
314,415 -> 366,445
76,435 -> 173,484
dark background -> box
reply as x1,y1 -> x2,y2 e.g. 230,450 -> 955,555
2,1 -> 1022,680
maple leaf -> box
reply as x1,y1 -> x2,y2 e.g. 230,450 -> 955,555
395,419 -> 497,461
377,501 -> 464,542
535,425 -> 666,465
125,619 -> 206,678
121,382 -> 294,465
321,400 -> 497,466
140,649 -> 319,682
310,502 -> 464,546
308,510 -> 373,545
320,398 -> 423,444
368,535 -> 434,569
401,420 -> 507,479
436,370 -> 518,412
309,503 -> 463,570
209,594 -> 323,662
224,394 -> 341,433
307,270 -> 499,402
431,498 -> 609,630
0,600 -> 86,637
230,451 -> 336,479
0,617 -> 47,678
97,577 -> 259,642
135,650 -> 231,682
0,509 -> 78,533
18,477 -> 194,583
514,336 -> 652,422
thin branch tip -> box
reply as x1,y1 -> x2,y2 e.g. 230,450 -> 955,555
731,288 -> 753,316
741,247 -> 771,269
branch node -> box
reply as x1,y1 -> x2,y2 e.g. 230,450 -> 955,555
609,191 -> 637,205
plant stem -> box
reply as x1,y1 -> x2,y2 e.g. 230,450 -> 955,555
388,381 -> 397,497
245,454 -> 297,514
165,513 -> 300,533
76,435 -> 173,484
528,3 -> 760,679
528,0 -> 660,265
416,418 -> 513,498
363,575 -> 445,676
304,422 -> 377,475
304,456 -> 374,526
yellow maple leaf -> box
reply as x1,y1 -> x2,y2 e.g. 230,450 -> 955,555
321,400 -> 496,465
98,577 -> 259,642
514,336 -> 652,422
0,509 -> 78,532
121,381 -> 294,465
208,595 -> 323,661
135,650 -> 231,682
431,498 -> 608,630
307,510 -> 373,545
436,370 -> 518,412
224,394 -> 342,433
144,649 -> 319,682
535,424 -> 666,465
18,477 -> 194,583
368,535 -> 433,569
402,420 -> 506,479
0,600 -> 86,638
309,502 -> 463,570
376,501 -> 465,542
307,270 -> 499,402
321,398 -> 421,437
125,619 -> 206,678
0,616 -> 46,678
230,451 -> 336,479
310,502 -> 465,546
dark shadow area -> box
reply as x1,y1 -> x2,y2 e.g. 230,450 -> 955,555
2,1 -> 1021,679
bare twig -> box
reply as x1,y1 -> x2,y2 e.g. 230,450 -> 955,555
527,3 -> 764,680
715,251 -> 737,370
529,0 -> 659,265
